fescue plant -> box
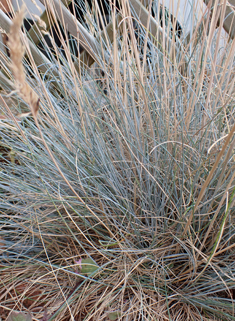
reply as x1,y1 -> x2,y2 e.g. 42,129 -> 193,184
0,0 -> 235,320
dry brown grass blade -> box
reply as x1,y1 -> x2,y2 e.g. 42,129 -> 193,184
197,170 -> 235,257
7,5 -> 40,117
0,236 -> 5,254
203,0 -> 235,39
183,119 -> 235,236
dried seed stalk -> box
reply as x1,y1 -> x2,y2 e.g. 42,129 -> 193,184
7,5 -> 40,116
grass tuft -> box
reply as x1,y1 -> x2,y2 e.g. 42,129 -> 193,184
0,0 -> 235,320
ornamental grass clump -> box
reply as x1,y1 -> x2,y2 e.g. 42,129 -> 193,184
0,0 -> 235,320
